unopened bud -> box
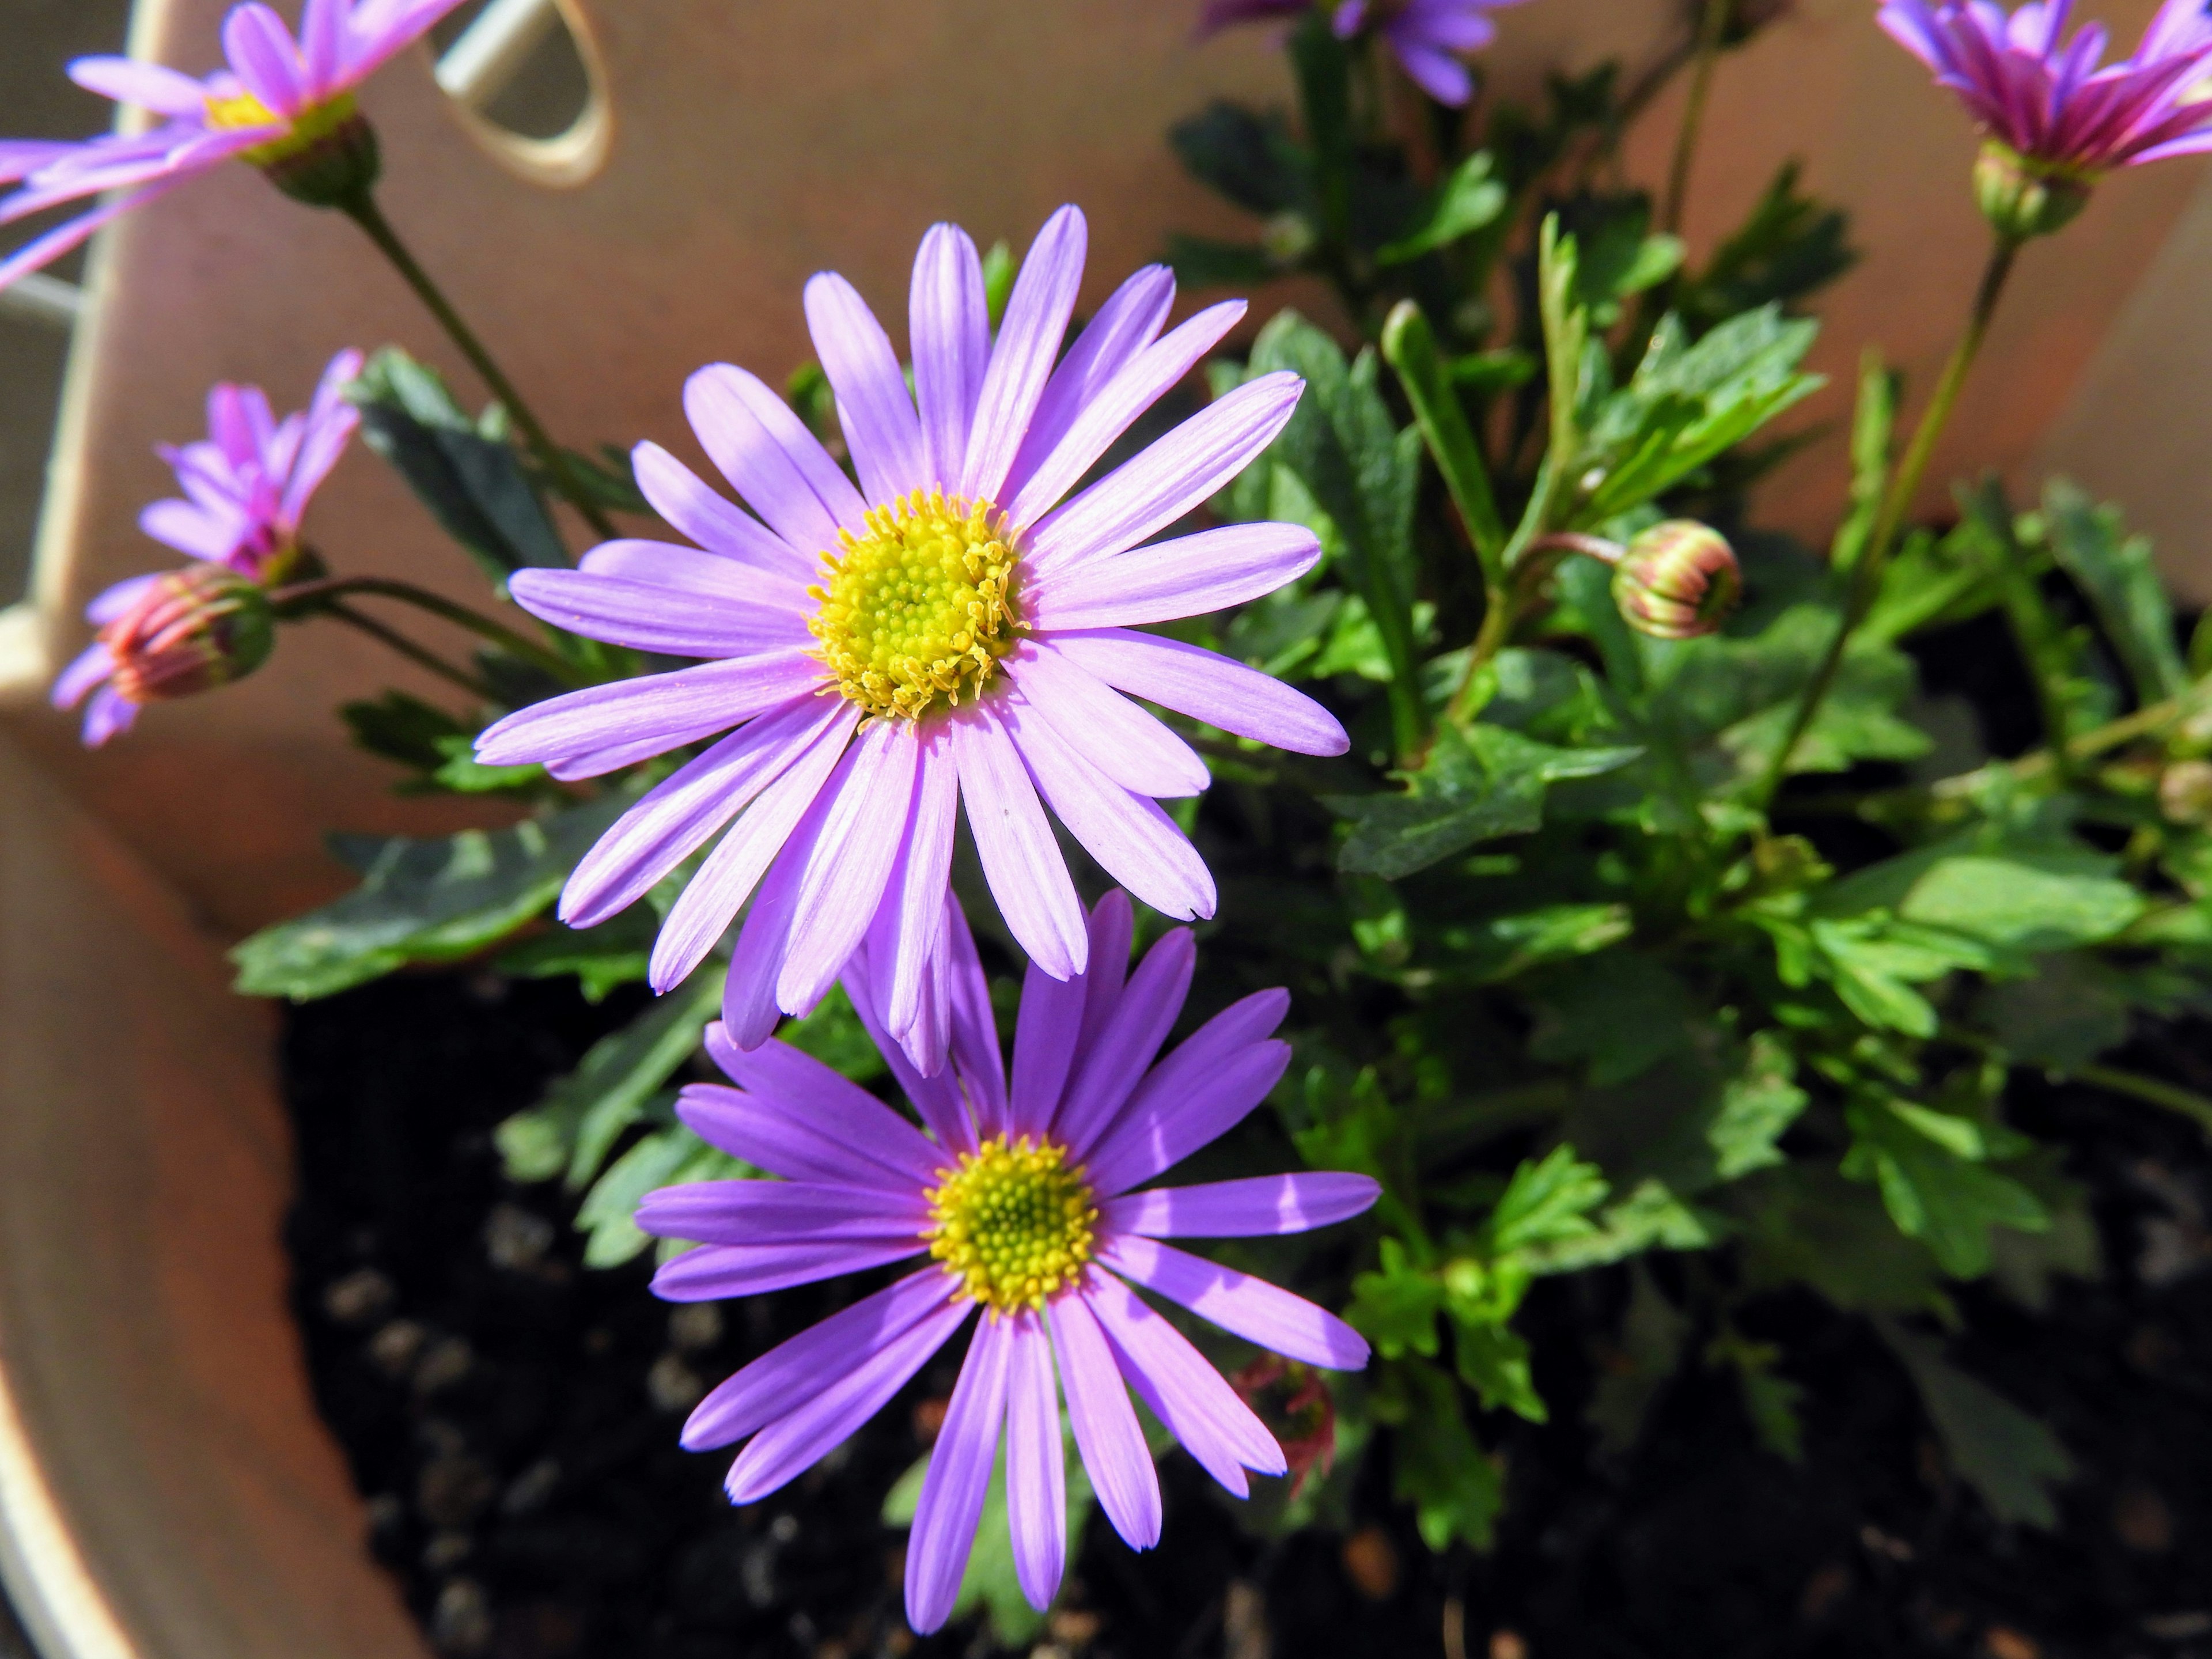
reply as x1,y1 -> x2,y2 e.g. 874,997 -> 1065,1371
1612,520 -> 1742,639
249,95 -> 381,207
2160,759 -> 2212,825
101,565 -> 275,704
1973,139 -> 2091,243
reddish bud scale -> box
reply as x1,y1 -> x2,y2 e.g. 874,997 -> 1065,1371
101,565 -> 275,704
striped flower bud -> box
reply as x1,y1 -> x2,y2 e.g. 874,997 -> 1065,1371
1611,520 -> 1742,640
101,564 -> 275,704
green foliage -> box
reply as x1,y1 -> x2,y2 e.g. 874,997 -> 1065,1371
1880,1323 -> 2074,1528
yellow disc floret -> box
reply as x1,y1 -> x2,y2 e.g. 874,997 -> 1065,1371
204,89 -> 361,168
808,488 -> 1022,722
925,1135 -> 1097,1314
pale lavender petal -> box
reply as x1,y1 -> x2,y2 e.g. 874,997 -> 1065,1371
1006,266 -> 1177,502
706,1028 -> 949,1185
805,272 -> 926,505
138,499 -> 240,562
1007,300 -> 1247,531
647,702 -> 855,990
276,347 -> 362,525
560,697 -> 847,927
0,180 -> 188,294
0,140 -> 81,186
85,574 -> 158,626
960,205 -> 1088,502
720,816 -> 819,1049
950,702 -> 1088,979
1001,688 -> 1217,924
650,1236 -> 922,1301
843,949 -> 975,1154
81,686 -> 139,748
1028,522 -> 1322,630
507,569 -> 812,658
1085,1271 -> 1285,1493
1101,1173 -> 1382,1238
635,1179 -> 929,1245
1392,37 -> 1476,105
778,719 -> 921,1013
50,641 -> 112,710
67,56 -> 209,116
683,1266 -> 958,1450
1027,373 -> 1305,574
1046,1289 -> 1161,1550
298,0 -> 347,99
222,5 -> 308,115
685,365 -> 866,556
1052,927 -> 1196,1158
1007,638 -> 1208,798
1004,1312 -> 1066,1612
206,382 -> 263,470
725,1295 -> 973,1503
906,1312 -> 1016,1634
1009,944 -> 1086,1141
1048,628 -> 1350,756
909,223 -> 989,491
878,729 -> 960,1056
1086,1037 -> 1293,1199
944,899 -> 1010,1132
631,440 -> 815,579
577,537 -> 807,608
473,650 -> 821,766
1099,1236 -> 1370,1370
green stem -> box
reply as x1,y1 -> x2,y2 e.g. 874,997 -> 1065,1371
1662,0 -> 1731,235
319,600 -> 497,700
271,575 -> 589,685
339,190 -> 619,541
2068,1063 -> 2212,1137
1753,232 -> 2020,809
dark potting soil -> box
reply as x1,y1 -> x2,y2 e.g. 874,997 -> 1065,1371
281,968 -> 2212,1659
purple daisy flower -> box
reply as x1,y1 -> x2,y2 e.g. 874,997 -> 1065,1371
474,206 -> 1349,1071
52,347 -> 361,745
1196,0 -> 1529,105
0,0 -> 469,291
638,889 -> 1378,1634
1880,0 -> 2212,175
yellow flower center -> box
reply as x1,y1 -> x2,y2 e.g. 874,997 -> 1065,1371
203,89 -> 359,166
925,1135 -> 1097,1315
807,488 -> 1022,722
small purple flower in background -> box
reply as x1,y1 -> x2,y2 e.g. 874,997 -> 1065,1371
1880,0 -> 2212,183
1197,0 -> 1529,105
476,205 -> 1347,1071
0,0 -> 468,290
637,890 -> 1377,1634
52,348 -> 361,745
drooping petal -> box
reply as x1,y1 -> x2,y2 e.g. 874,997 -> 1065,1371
631,440 -> 815,579
1099,1236 -> 1371,1370
1101,1173 -> 1382,1238
1046,1289 -> 1161,1550
1047,627 -> 1350,756
1085,1271 -> 1285,1494
960,205 -> 1088,503
684,364 -> 866,555
1391,35 -> 1477,105
907,1312 -> 1016,1634
1006,638 -> 1209,798
473,649 -> 822,767
910,222 -> 991,491
635,1179 -> 929,1245
950,701 -> 1088,979
1004,1312 -> 1067,1612
50,641 -> 113,711
777,719 -> 921,1013
1052,927 -> 1196,1158
0,178 -> 190,295
650,1236 -> 923,1301
1027,522 -> 1323,631
805,271 -> 926,505
1005,264 -> 1176,501
719,810 -> 821,1048
843,946 -> 974,1154
507,568 -> 812,658
80,686 -> 140,748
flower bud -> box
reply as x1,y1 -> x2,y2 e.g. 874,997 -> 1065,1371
100,565 -> 275,704
1973,139 -> 2091,243
248,94 -> 382,208
1612,520 -> 1742,640
2160,759 -> 2212,825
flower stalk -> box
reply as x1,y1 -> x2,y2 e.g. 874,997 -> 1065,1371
268,573 -> 590,687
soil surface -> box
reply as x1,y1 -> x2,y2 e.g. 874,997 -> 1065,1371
282,963 -> 2212,1659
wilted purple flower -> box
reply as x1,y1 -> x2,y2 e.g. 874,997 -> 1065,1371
639,891 -> 1377,1634
1198,0 -> 1529,105
1880,0 -> 2212,179
0,0 -> 468,290
51,348 -> 361,745
475,206 -> 1346,1070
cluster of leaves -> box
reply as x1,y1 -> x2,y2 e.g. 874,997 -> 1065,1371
221,6 -> 2212,1638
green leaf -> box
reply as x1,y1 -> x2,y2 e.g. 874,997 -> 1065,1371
1734,1165 -> 1953,1315
1678,160 -> 1854,331
1528,953 -> 1698,1086
1165,233 -> 1280,290
230,795 -> 632,999
1452,1319 -> 1546,1422
1380,300 -> 1505,566
1377,151 -> 1507,265
497,906 -> 657,1002
2041,478 -> 2188,703
495,965 -> 725,1189
980,241 -> 1017,329
1708,1031 -> 1809,1179
574,1125 -> 743,1268
1379,1359 -> 1502,1551
1346,1237 -> 1444,1359
1585,1265 -> 1689,1455
1487,1145 -> 1611,1256
349,347 -> 569,579
1978,956 -> 2131,1070
429,733 -> 546,795
340,689 -> 469,777
1831,349 -> 1895,576
1514,1177 -> 1716,1274
1169,101 -> 1306,217
1707,1328 -> 1805,1463
1843,1099 -> 2050,1277
1880,1323 -> 2073,1528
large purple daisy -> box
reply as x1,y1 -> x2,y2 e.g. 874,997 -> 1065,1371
1879,0 -> 2212,175
1198,0 -> 1530,105
0,0 -> 468,291
51,347 -> 362,746
637,889 -> 1377,1634
475,206 -> 1347,1071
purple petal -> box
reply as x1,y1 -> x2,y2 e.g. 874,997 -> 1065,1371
473,650 -> 821,767
507,569 -> 810,658
50,641 -> 113,710
1084,990 -> 1292,1195
944,900 -> 1010,1131
906,1312 -> 1016,1634
1009,942 -> 1088,1140
1052,927 -> 1196,1158
1007,300 -> 1247,530
631,441 -> 815,579
1099,1236 -> 1370,1370
1004,1312 -> 1067,1612
635,1179 -> 928,1245
1028,522 -> 1321,631
725,1294 -> 973,1503
721,817 -> 819,1050
778,719 -> 921,1013
277,347 -> 362,525
85,574 -> 157,625
683,1266 -> 959,1450
1002,688 -> 1217,923
1391,36 -> 1476,105
706,1029 -> 949,1186
960,205 -> 1088,503
0,180 -> 188,294
577,538 -> 807,608
221,4 -> 307,115
1102,1173 -> 1382,1238
80,686 -> 139,748
1027,373 -> 1305,573
1005,639 -> 1209,797
950,702 -> 1088,980
137,499 -> 240,562
910,223 -> 990,491
1084,1271 -> 1285,1494
1074,888 -> 1135,1058
562,696 -> 850,927
1047,628 -> 1350,756
1046,1289 -> 1161,1550
650,1236 -> 923,1301
685,365 -> 866,556
67,56 -> 209,116
1006,265 -> 1178,502
843,948 -> 975,1154
298,0 -> 346,99
872,728 -> 961,1054
675,1081 -> 928,1198
806,272 -> 926,506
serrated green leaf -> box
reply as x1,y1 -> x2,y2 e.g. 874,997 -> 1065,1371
1347,1237 -> 1444,1358
2041,478 -> 2187,702
1488,1144 -> 1610,1255
1452,1319 -> 1546,1422
1381,1359 -> 1502,1551
1708,1031 -> 1808,1179
1881,1323 -> 2072,1528
1843,1099 -> 2050,1277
